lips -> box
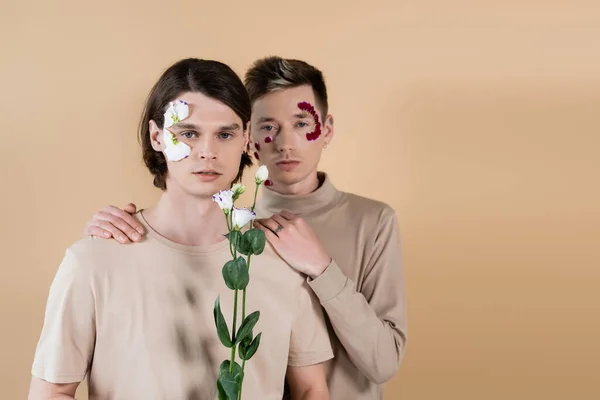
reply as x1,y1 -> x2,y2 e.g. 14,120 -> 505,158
193,170 -> 221,175
275,160 -> 300,165
275,160 -> 300,171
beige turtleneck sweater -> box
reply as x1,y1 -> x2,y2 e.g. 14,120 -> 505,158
255,173 -> 407,400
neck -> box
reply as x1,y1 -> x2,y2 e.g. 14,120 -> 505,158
143,185 -> 228,247
271,170 -> 321,196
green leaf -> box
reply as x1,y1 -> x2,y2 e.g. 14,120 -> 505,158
213,297 -> 233,348
219,359 -> 243,378
222,257 -> 249,290
235,311 -> 260,345
238,331 -> 252,360
217,381 -> 228,400
244,229 -> 266,255
236,234 -> 252,256
240,332 -> 262,361
225,231 -> 251,256
218,360 -> 244,400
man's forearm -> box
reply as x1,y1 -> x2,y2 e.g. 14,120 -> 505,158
28,377 -> 79,400
309,261 -> 407,384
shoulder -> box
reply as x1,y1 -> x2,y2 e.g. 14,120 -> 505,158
337,192 -> 398,226
69,235 -> 127,259
60,236 -> 136,276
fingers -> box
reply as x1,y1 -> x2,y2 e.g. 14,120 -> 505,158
278,210 -> 297,221
255,217 -> 284,235
104,205 -> 145,235
85,226 -> 111,239
98,207 -> 144,241
94,220 -> 132,244
254,220 -> 280,244
123,203 -> 138,214
270,214 -> 291,232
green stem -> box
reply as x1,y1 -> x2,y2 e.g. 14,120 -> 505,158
242,254 -> 251,321
238,359 -> 246,400
225,211 -> 232,231
251,183 -> 259,212
241,290 -> 246,323
225,212 -> 235,258
234,233 -> 238,259
230,289 -> 239,373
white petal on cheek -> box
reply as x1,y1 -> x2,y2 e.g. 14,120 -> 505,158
162,128 -> 191,162
164,144 -> 191,162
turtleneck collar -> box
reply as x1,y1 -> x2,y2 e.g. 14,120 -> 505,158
256,172 -> 344,216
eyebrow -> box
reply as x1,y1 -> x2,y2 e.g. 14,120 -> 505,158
219,123 -> 241,131
257,114 -> 310,123
172,122 -> 241,131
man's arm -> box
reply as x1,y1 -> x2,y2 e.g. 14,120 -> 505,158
309,206 -> 406,383
286,364 -> 329,400
256,208 -> 407,384
28,378 -> 78,400
30,248 -> 96,399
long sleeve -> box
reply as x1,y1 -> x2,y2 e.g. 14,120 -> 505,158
307,206 -> 407,384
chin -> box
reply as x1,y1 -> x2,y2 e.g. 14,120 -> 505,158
273,170 -> 307,186
185,179 -> 228,197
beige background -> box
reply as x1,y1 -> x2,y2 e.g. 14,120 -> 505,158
1,0 -> 599,399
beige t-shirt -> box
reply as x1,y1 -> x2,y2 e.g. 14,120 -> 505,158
32,212 -> 333,399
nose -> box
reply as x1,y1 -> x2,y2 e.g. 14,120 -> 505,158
193,135 -> 217,160
275,125 -> 296,152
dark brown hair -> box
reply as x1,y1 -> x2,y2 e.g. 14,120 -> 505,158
244,56 -> 329,119
139,58 -> 253,190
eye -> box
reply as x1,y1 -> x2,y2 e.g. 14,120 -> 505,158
261,125 -> 275,132
181,131 -> 197,139
219,132 -> 233,140
296,121 -> 309,128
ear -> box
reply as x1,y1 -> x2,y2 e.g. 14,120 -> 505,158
149,120 -> 163,152
322,114 -> 334,147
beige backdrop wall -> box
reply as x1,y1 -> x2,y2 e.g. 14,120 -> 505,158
1,1 -> 598,399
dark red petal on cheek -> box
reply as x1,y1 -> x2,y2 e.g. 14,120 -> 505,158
306,122 -> 322,141
254,142 -> 261,151
265,179 -> 273,187
298,101 -> 322,142
253,152 -> 260,160
264,136 -> 273,143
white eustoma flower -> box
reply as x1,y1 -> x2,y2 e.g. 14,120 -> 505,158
231,183 -> 246,201
212,190 -> 234,214
164,100 -> 189,128
255,165 -> 269,184
231,207 -> 256,230
162,129 -> 191,162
